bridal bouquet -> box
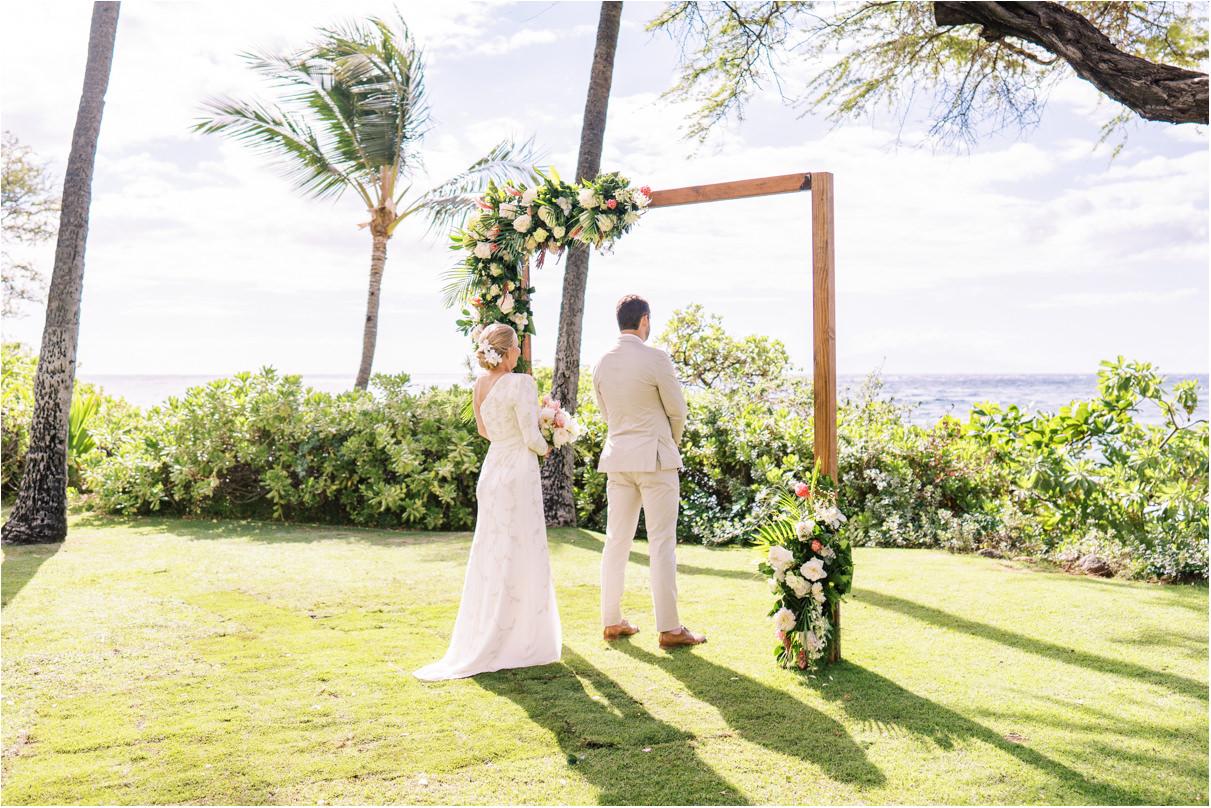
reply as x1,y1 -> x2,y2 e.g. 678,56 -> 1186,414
757,467 -> 853,673
538,394 -> 583,449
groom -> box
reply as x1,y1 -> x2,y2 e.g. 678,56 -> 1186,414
593,294 -> 706,650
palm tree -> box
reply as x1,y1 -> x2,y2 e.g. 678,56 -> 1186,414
541,2 -> 624,526
3,1 -> 120,544
195,15 -> 538,390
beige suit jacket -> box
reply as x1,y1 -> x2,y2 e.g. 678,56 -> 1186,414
593,334 -> 689,472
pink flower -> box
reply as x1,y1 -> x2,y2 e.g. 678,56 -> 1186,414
475,200 -> 492,210
487,226 -> 501,238
640,185 -> 651,196
797,650 -> 807,670
776,629 -> 785,641
472,298 -> 483,307
811,540 -> 823,553
505,186 -> 522,197
794,482 -> 810,498
606,199 -> 617,209
554,411 -> 568,428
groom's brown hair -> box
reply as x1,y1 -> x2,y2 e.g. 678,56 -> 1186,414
616,294 -> 650,331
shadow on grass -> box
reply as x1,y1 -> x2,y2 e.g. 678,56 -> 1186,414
823,662 -> 1160,804
477,647 -> 749,805
857,588 -> 1207,699
1,540 -> 62,607
71,512 -> 468,547
615,643 -> 886,788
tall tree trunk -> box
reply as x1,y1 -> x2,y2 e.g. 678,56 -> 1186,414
541,1 -> 623,527
354,232 -> 389,390
3,2 -> 119,545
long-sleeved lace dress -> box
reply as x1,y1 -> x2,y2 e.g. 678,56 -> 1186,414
414,372 -> 562,680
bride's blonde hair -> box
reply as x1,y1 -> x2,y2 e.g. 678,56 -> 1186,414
476,323 -> 518,370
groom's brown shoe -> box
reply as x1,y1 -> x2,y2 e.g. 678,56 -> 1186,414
658,626 -> 707,650
603,620 -> 640,641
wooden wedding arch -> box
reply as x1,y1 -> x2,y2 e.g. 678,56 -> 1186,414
525,171 -> 841,660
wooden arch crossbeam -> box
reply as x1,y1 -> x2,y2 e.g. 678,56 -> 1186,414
647,172 -> 838,481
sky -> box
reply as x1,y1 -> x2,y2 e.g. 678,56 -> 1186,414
1,1 -> 1207,381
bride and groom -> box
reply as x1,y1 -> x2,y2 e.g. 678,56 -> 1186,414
414,295 -> 706,682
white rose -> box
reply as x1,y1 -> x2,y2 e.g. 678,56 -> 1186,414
577,188 -> 597,208
767,545 -> 794,574
513,214 -> 532,233
490,262 -> 503,276
795,518 -> 816,538
767,578 -> 780,593
499,202 -> 518,220
533,227 -> 549,242
499,294 -> 515,314
473,242 -> 493,260
521,187 -> 538,205
774,607 -> 796,633
552,226 -> 566,240
812,582 -> 826,604
553,427 -> 571,447
800,557 -> 827,582
785,572 -> 810,598
489,284 -> 500,296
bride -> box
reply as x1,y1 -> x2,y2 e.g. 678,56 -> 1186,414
414,324 -> 562,680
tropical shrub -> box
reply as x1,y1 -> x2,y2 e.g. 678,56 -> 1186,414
84,369 -> 486,529
965,357 -> 1208,581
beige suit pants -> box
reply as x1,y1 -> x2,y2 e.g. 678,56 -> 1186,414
601,469 -> 680,633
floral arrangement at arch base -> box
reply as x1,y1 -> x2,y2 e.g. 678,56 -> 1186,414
757,464 -> 854,673
450,170 -> 651,369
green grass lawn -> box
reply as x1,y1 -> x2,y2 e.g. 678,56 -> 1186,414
1,511 -> 1206,805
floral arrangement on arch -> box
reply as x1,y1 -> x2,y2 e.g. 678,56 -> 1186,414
451,171 -> 651,360
757,467 -> 854,673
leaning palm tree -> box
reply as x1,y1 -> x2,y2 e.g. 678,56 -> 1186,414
4,1 -> 121,544
195,16 -> 538,389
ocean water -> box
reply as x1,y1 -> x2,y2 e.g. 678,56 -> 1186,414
78,371 -> 1209,427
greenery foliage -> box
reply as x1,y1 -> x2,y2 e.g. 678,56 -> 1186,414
966,357 -> 1208,581
648,1 -> 1209,145
1,132 -> 59,317
81,369 -> 485,529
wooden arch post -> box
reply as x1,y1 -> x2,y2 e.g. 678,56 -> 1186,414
648,172 -> 840,661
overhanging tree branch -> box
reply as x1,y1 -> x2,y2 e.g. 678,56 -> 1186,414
934,1 -> 1208,124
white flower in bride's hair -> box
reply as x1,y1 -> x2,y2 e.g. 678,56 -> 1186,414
521,187 -> 538,205
473,242 -> 493,260
478,341 -> 502,367
499,293 -> 515,314
774,607 -> 796,633
513,214 -> 532,233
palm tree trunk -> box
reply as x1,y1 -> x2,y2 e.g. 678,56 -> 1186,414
354,232 -> 388,390
541,1 -> 623,527
3,1 -> 119,545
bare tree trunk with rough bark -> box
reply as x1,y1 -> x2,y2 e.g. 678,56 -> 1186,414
4,1 -> 120,545
355,231 -> 389,390
934,1 -> 1208,124
541,1 -> 623,527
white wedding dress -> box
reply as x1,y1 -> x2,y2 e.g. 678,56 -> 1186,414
414,372 -> 562,681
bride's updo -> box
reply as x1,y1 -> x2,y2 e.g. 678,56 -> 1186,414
476,323 -> 518,370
